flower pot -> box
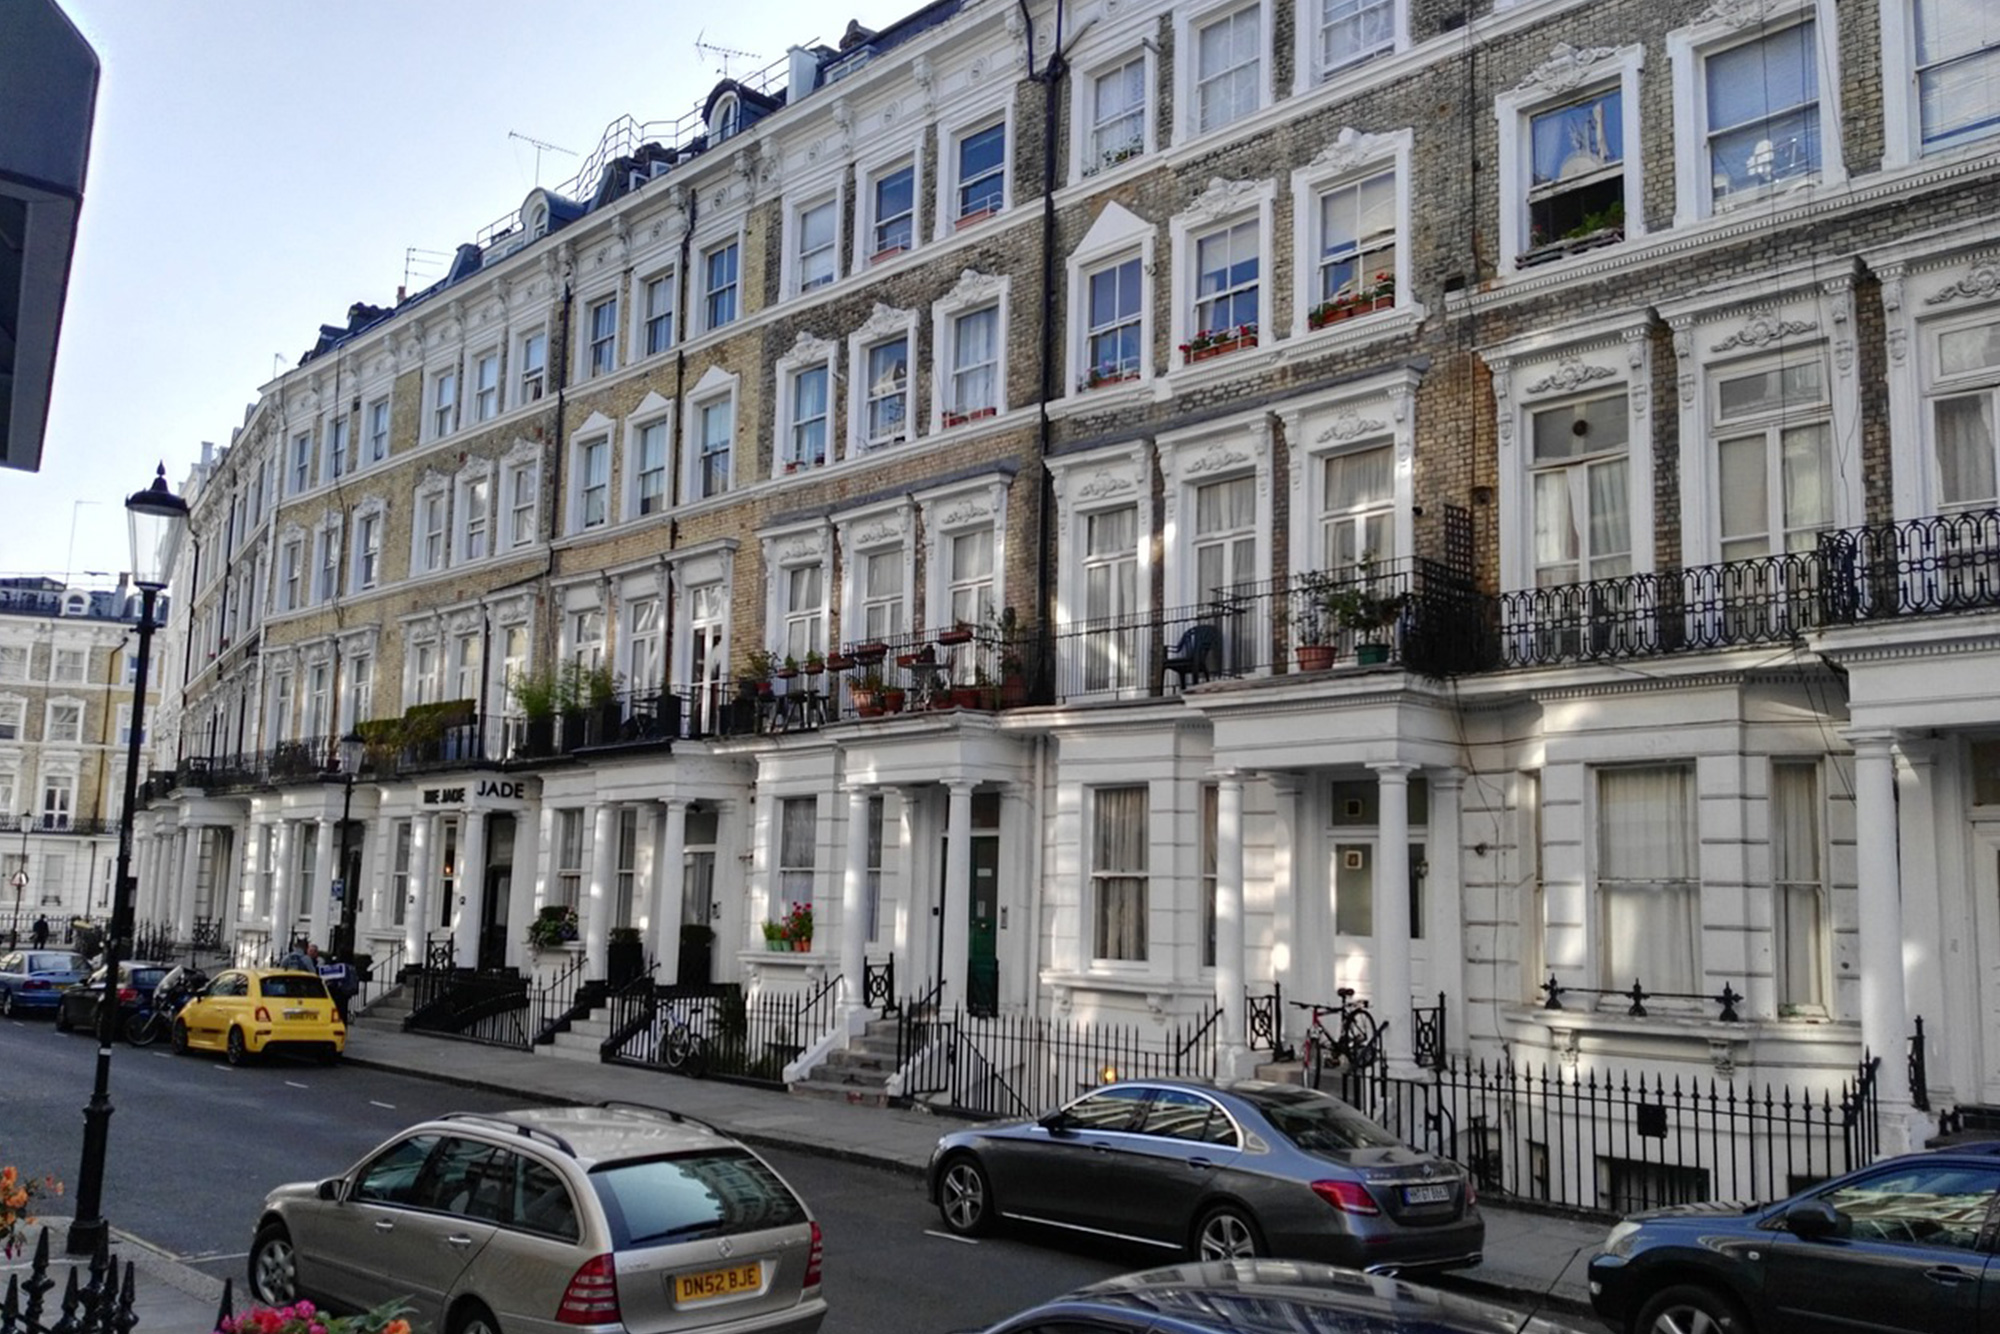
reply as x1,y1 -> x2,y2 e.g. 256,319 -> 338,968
951,686 -> 985,709
794,938 -> 811,952
881,688 -> 907,714
1297,644 -> 1336,672
1186,335 -> 1256,364
1356,641 -> 1392,665
854,643 -> 888,663
937,628 -> 974,646
1000,676 -> 1028,707
766,938 -> 785,951
852,689 -> 881,717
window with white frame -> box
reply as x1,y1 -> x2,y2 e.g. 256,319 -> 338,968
868,161 -> 916,259
1929,314 -> 2000,510
1696,19 -> 1826,211
1084,256 -> 1143,385
457,474 -> 492,562
577,438 -> 610,530
632,421 -> 668,516
1084,58 -> 1147,175
45,700 -> 81,744
555,809 -> 583,909
642,273 -> 675,357
781,563 -> 824,662
1194,476 -> 1258,604
366,398 -> 390,464
695,395 -> 732,500
313,527 -> 340,603
1500,46 -> 1642,271
1526,87 -> 1625,255
506,460 -> 539,548
431,369 -> 458,439
703,241 -> 739,330
1530,393 -> 1632,585
1312,169 -> 1397,319
1598,765 -> 1698,993
1912,1 -> 2000,153
1082,506 -> 1140,691
498,624 -> 526,714
1092,785 -> 1148,961
587,296 -> 618,378
290,432 -> 314,494
858,547 -> 905,641
388,819 -> 411,926
345,652 -> 374,727
0,647 -> 22,681
796,199 -> 838,292
518,330 -> 548,403
409,639 -> 439,705
569,608 -> 605,675
864,337 -> 909,445
1193,220 -> 1260,347
777,796 -> 817,914
304,661 -> 331,739
947,307 -> 1000,422
1772,760 -> 1825,1011
954,120 -> 1007,221
39,774 -> 75,830
1312,0 -> 1394,80
452,631 -> 482,703
327,414 -> 351,480
472,350 -> 501,421
122,701 -> 147,745
614,808 -> 639,925
626,596 -> 662,693
51,648 -> 85,683
0,698 -> 22,739
1322,446 -> 1394,570
687,582 -> 727,706
270,670 -> 294,741
279,539 -> 303,611
1201,783 -> 1219,967
946,527 -> 996,632
1713,352 -> 1833,559
865,795 -> 885,941
787,366 -> 830,469
417,490 -> 449,572
0,770 -> 13,814
1194,5 -> 1262,135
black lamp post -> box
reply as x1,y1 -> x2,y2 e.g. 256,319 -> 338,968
69,464 -> 187,1257
9,814 -> 26,947
331,729 -> 365,961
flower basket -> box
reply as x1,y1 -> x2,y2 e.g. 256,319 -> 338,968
1187,335 -> 1255,363
880,687 -> 907,713
1,1162 -> 61,1258
936,626 -> 974,646
782,902 -> 814,952
527,904 -> 579,950
853,642 -> 889,664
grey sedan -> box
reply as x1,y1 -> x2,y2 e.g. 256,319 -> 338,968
927,1078 -> 1482,1274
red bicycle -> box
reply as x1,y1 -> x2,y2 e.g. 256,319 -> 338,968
1289,989 -> 1383,1090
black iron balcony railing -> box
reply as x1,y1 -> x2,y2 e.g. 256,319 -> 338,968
1819,505 -> 2000,623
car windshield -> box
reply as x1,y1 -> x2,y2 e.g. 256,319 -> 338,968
590,1149 -> 807,1249
1243,1087 -> 1404,1152
27,953 -> 84,974
260,974 -> 329,999
130,968 -> 169,992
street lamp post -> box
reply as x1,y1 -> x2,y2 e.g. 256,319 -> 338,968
10,814 -> 27,946
69,464 -> 187,1258
331,730 -> 365,961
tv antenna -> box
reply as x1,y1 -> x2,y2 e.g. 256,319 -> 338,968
694,30 -> 761,79
404,247 -> 450,291
508,130 -> 578,185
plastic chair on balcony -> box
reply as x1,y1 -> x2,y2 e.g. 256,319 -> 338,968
1163,624 -> 1224,689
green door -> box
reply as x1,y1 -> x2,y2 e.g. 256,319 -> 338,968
967,832 -> 999,1016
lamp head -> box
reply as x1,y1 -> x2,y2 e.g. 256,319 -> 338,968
338,730 -> 366,778
126,463 -> 190,592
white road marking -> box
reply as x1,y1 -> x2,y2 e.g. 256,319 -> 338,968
368,1100 -> 397,1109
923,1230 -> 978,1245
177,1251 -> 248,1264
284,1080 -> 309,1089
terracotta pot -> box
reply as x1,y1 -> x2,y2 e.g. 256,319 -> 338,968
881,689 -> 907,714
1297,644 -> 1337,672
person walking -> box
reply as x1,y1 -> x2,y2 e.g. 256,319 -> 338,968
30,914 -> 49,948
276,938 -> 313,971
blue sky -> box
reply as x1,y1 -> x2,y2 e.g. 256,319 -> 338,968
5,0 -> 878,584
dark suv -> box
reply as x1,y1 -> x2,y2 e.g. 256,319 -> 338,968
1588,1143 -> 2000,1333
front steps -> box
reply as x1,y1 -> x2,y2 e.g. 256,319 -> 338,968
789,1017 -> 902,1106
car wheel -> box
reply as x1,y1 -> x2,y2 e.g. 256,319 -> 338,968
1635,1283 -> 1753,1334
226,1026 -> 251,1066
0,989 -> 14,1018
938,1154 -> 996,1237
248,1223 -> 298,1306
1193,1204 -> 1264,1261
170,1018 -> 191,1055
54,1004 -> 72,1033
449,1299 -> 502,1334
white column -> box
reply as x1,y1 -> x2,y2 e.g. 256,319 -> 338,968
133,834 -> 155,927
404,815 -> 432,960
1372,762 -> 1417,1077
311,817 -> 338,947
175,826 -> 203,944
508,807 -> 547,972
1214,771 -> 1248,1076
586,803 -> 618,978
216,826 -> 243,943
1894,742 -> 1944,1092
941,782 -> 975,1011
1428,770 -> 1466,1059
653,800 -> 687,983
899,787 -> 929,990
271,820 -> 296,958
365,814 -> 394,939
1851,731 -> 1916,1127
453,810 -> 487,967
841,785 -> 872,1017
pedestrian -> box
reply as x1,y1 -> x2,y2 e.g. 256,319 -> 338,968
276,937 -> 313,971
30,914 -> 49,948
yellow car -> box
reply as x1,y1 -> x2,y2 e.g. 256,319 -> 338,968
171,967 -> 346,1066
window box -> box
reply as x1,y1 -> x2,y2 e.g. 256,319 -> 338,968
936,626 -> 975,646
1517,223 -> 1624,270
941,406 -> 998,428
1308,293 -> 1395,329
1180,326 -> 1259,363
1083,365 -> 1142,391
824,653 -> 855,672
870,245 -> 909,266
852,642 -> 889,664
955,207 -> 997,230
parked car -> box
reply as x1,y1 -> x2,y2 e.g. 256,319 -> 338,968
171,967 -> 344,1064
247,1102 -> 826,1334
963,1258 -> 1590,1333
928,1077 -> 1482,1273
1588,1142 -> 2000,1333
0,948 -> 90,1017
54,960 -> 171,1035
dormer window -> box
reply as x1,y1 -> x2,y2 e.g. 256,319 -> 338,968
529,203 -> 550,239
711,93 -> 740,143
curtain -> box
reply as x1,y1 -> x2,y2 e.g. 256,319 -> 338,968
1586,457 -> 1631,573
1781,423 -> 1832,540
779,797 -> 817,910
1093,786 -> 1148,960
1599,767 -> 1698,993
1935,394 -> 1997,507
1771,764 -> 1824,1008
1718,435 -> 1767,554
954,310 -> 997,412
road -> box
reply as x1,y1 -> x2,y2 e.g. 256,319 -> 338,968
2,1015 -> 1553,1332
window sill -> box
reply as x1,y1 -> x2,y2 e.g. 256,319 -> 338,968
1043,970 -> 1213,1020
1164,339 -> 1282,396
1051,375 -> 1155,419
1282,302 -> 1427,356
1500,1001 -> 1861,1064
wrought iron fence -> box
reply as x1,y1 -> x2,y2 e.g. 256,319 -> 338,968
1540,974 -> 1745,1022
404,936 -> 530,1049
604,979 -> 843,1088
1412,993 -> 1447,1071
529,950 -> 591,1044
1332,1054 -> 1881,1219
0,1229 -> 139,1334
897,1003 -> 1222,1119
1819,505 -> 2000,622
351,937 -> 406,1017
1246,984 -> 1283,1054
863,956 -> 897,1015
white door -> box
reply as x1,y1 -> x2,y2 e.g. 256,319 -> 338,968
1976,826 -> 2000,1104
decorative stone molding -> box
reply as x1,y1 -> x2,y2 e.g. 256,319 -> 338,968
1315,415 -> 1387,445
1076,468 -> 1138,501
777,330 -> 837,371
1307,127 -> 1401,175
1925,259 -> 2000,305
1514,43 -> 1621,96
1182,177 -> 1263,227
1698,0 -> 1786,29
857,301 -> 914,341
943,268 -> 1005,307
1709,315 -> 1816,353
1524,359 -> 1615,394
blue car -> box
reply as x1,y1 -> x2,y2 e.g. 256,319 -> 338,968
0,948 -> 90,1017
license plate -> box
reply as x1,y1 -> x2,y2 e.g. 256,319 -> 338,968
1404,1184 -> 1453,1205
283,1009 -> 310,1020
674,1261 -> 763,1305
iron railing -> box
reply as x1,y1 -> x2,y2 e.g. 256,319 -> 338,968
897,1002 -> 1222,1119
1333,1054 -> 1881,1219
1909,1015 -> 1931,1113
1246,984 -> 1283,1054
530,949 -> 591,1044
404,936 -> 531,1049
863,956 -> 897,1015
351,937 -> 406,1017
1412,992 -> 1447,1071
604,979 -> 843,1088
1541,974 -> 1745,1022
0,1229 -> 140,1334
1819,505 -> 2000,622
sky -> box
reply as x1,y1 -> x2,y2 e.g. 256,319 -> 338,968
3,0 -> 890,585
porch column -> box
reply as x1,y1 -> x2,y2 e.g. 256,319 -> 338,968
942,781 -> 975,1011
1894,741 -> 1945,1102
271,820 -> 296,958
1214,771 -> 1248,1077
1850,731 -> 1917,1132
174,825 -> 204,946
508,807 -> 547,972
452,810 -> 487,967
311,817 -> 338,947
841,785 -> 872,1018
404,815 -> 432,960
365,814 -> 394,940
1371,762 -> 1418,1077
1428,769 -> 1466,1060
586,803 -> 618,979
216,827 -> 242,943
133,833 -> 156,927
652,799 -> 687,983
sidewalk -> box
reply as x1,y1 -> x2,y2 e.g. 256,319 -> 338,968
40,1020 -> 1607,1332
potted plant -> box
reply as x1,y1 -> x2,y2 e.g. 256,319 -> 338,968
1179,322 -> 1258,363
527,903 -> 579,950
510,665 -> 562,756
937,621 -> 975,646
677,922 -> 715,984
761,920 -> 787,951
1291,578 -> 1336,672
607,924 -> 645,987
990,606 -> 1029,706
743,647 -> 779,696
1322,562 -> 1408,665
851,666 -> 886,716
784,901 -> 814,952
802,649 -> 825,677
825,650 -> 855,673
852,640 -> 889,665
582,663 -> 622,742
880,684 -> 907,713
776,654 -> 800,681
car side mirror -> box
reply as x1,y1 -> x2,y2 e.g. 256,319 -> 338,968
1783,1199 -> 1846,1240
317,1178 -> 346,1203
1038,1110 -> 1072,1135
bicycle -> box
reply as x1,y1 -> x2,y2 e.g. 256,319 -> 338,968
1289,989 -> 1384,1091
658,1001 -> 709,1078
125,965 -> 207,1048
